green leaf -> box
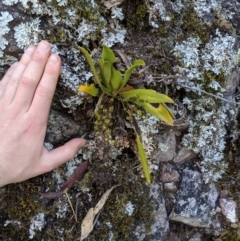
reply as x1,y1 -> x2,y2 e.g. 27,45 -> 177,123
98,59 -> 112,89
80,47 -> 101,86
80,47 -> 111,96
110,67 -> 122,92
119,59 -> 145,91
103,61 -> 112,87
78,84 -> 100,97
136,133 -> 151,183
120,89 -> 174,103
102,45 -> 117,63
98,59 -> 106,86
136,102 -> 174,126
100,84 -> 112,96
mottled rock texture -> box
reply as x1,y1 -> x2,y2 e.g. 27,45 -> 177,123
1,0 -> 240,240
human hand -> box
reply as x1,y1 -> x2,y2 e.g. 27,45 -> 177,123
0,40 -> 86,187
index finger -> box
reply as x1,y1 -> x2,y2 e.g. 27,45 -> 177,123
28,54 -> 61,121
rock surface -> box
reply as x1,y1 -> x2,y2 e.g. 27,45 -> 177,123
219,197 -> 238,223
134,183 -> 169,241
170,169 -> 219,228
1,0 -> 240,240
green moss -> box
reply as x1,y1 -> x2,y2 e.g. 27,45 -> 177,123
180,5 -> 210,43
222,228 -> 240,241
194,70 -> 225,96
87,157 -> 155,240
0,153 -> 155,240
123,0 -> 149,30
0,180 -> 45,240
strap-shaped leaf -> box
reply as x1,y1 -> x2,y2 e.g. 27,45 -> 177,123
80,47 -> 101,86
103,61 -> 112,88
98,59 -> 112,89
120,89 -> 174,103
136,133 -> 151,183
119,59 -> 145,91
136,102 -> 174,126
98,59 -> 107,88
80,47 -> 111,96
78,84 -> 100,97
110,66 -> 122,92
100,84 -> 112,96
102,45 -> 117,63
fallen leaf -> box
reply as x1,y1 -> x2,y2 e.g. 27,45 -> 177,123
80,185 -> 119,241
104,0 -> 126,9
41,161 -> 88,199
115,50 -> 132,68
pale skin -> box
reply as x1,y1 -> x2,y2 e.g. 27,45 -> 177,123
0,40 -> 86,187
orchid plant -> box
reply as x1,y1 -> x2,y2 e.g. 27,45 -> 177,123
78,45 -> 174,183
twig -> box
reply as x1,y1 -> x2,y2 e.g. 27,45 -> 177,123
94,92 -> 105,115
154,75 -> 240,107
178,83 -> 240,106
65,191 -> 78,222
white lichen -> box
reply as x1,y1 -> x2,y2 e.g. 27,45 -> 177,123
149,0 -> 171,28
2,0 -> 18,5
135,114 -> 159,157
14,18 -> 42,49
125,201 -> 135,216
193,0 -> 221,18
101,22 -> 126,47
174,28 -> 240,182
76,18 -> 99,46
60,64 -> 90,90
111,7 -> 124,20
202,29 -> 238,75
4,220 -> 21,227
56,0 -> 68,6
55,198 -> 69,219
65,155 -> 82,177
60,95 -> 84,113
0,11 -> 13,58
29,212 -> 45,239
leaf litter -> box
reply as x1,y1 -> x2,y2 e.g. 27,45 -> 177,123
80,185 -> 119,241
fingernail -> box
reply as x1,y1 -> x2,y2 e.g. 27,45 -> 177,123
49,54 -> 59,64
37,41 -> 49,52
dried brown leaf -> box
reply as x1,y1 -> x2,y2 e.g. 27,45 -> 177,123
80,185 -> 119,241
41,161 -> 88,199
104,0 -> 126,9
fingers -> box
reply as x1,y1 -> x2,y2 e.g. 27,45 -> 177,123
0,62 -> 18,98
2,46 -> 36,104
39,138 -> 86,173
12,41 -> 51,111
29,54 -> 61,121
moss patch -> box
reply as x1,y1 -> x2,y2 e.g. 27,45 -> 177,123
0,180 -> 46,240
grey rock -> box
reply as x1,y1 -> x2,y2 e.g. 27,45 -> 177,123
159,163 -> 180,183
134,183 -> 169,241
164,182 -> 177,192
167,233 -> 181,241
170,169 -> 219,228
219,198 -> 238,223
188,233 -> 202,241
45,109 -> 86,145
173,147 -> 197,163
154,129 -> 176,162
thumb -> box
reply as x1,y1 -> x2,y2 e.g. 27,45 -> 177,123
40,138 -> 86,173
